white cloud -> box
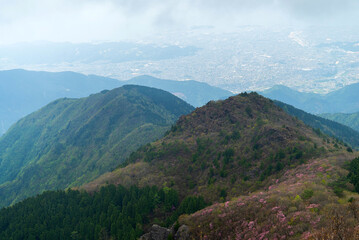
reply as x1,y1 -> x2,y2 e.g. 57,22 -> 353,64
0,0 -> 358,44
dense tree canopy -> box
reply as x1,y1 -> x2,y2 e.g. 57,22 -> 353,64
0,185 -> 206,240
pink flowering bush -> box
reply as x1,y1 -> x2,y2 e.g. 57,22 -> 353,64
178,153 -> 359,239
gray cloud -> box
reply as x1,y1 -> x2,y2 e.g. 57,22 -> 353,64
0,0 -> 358,43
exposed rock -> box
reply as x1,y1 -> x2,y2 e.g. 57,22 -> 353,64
139,233 -> 151,240
139,224 -> 171,240
175,225 -> 190,240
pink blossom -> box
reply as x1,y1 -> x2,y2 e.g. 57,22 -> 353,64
306,204 -> 320,209
277,211 -> 286,222
225,201 -> 230,208
237,202 -> 245,207
310,217 -> 321,225
248,221 -> 255,230
193,208 -> 213,217
258,231 -> 269,240
302,232 -> 311,239
317,166 -> 324,172
276,179 -> 279,184
272,206 -> 280,212
296,173 -> 304,178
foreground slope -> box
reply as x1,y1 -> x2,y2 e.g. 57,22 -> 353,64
0,85 -> 194,207
178,151 -> 359,239
83,92 -> 339,202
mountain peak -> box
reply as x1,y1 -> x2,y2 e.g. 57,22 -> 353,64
0,85 -> 194,207
82,92 -> 338,202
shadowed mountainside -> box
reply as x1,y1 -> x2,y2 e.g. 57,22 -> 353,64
0,85 -> 194,207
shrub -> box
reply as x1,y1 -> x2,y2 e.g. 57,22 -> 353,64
301,189 -> 314,200
219,189 -> 227,198
348,157 -> 359,193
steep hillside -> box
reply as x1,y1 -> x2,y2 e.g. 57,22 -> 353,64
319,112 -> 359,132
178,151 -> 359,239
0,85 -> 194,207
0,70 -> 231,134
83,92 -> 339,202
125,75 -> 233,107
274,101 -> 359,149
261,82 -> 359,114
0,69 -> 122,134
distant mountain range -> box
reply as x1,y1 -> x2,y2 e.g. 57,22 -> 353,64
0,85 -> 194,207
126,75 -> 233,107
274,101 -> 359,149
0,69 -> 232,135
260,83 -> 359,114
0,69 -> 121,135
319,112 -> 359,132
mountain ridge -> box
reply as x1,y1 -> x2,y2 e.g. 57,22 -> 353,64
274,100 -> 359,149
81,92 -> 339,203
261,82 -> 359,114
319,112 -> 359,132
0,69 -> 232,134
0,85 -> 194,207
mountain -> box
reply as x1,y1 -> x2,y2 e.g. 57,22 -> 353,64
319,112 -> 359,132
274,101 -> 359,149
0,85 -> 194,207
125,75 -> 233,107
0,69 -> 122,135
0,92 -> 356,239
82,92 -> 338,202
0,69 -> 231,135
261,82 -> 359,114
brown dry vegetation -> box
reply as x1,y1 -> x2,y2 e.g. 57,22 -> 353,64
81,93 -> 342,202
79,92 -> 359,239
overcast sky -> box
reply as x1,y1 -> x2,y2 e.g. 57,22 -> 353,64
0,0 -> 358,44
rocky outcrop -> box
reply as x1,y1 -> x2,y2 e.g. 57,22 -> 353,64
139,224 -> 190,240
139,225 -> 171,240
174,225 -> 190,240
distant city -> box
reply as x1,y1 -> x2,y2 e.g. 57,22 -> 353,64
1,25 -> 359,94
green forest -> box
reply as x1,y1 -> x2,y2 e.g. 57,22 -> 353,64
0,185 -> 206,240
